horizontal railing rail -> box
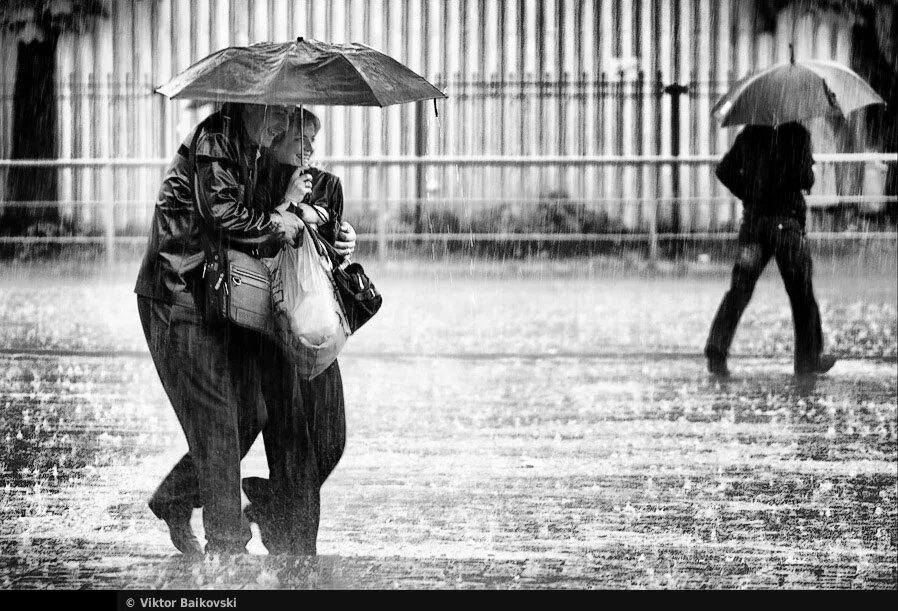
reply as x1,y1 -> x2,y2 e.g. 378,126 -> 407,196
2,195 -> 895,209
2,155 -> 895,261
0,153 -> 896,168
1,231 -> 895,245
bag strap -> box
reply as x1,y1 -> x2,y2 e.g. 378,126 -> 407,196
306,223 -> 373,300
305,222 -> 347,269
187,116 -> 221,267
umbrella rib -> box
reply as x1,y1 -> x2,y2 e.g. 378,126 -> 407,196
808,59 -> 860,75
717,62 -> 855,125
807,61 -> 884,100
333,51 -> 385,107
719,68 -> 777,108
353,42 -> 446,101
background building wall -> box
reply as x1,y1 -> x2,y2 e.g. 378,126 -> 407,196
0,0 -> 881,234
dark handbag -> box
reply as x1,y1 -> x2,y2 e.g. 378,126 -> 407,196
188,119 -> 274,336
306,225 -> 382,334
200,246 -> 274,335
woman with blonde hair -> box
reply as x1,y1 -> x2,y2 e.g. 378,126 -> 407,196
242,108 -> 358,555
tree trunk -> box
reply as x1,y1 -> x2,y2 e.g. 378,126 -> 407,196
1,35 -> 59,236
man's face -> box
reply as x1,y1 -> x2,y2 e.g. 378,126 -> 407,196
272,118 -> 318,167
242,105 -> 291,148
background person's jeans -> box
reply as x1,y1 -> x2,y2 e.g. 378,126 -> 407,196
705,216 -> 823,373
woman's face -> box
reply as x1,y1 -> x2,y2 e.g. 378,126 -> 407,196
272,118 -> 319,167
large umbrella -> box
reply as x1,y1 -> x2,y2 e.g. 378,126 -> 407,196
713,48 -> 884,127
156,37 -> 445,107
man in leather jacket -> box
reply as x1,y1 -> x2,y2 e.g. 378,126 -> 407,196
134,103 -> 303,556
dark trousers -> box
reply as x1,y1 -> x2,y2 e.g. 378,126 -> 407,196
705,216 -> 823,373
249,345 -> 346,554
138,295 -> 345,554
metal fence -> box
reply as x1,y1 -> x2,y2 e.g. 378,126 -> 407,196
0,154 -> 895,264
4,69 -> 886,230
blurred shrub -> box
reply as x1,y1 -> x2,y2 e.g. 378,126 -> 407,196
396,191 -> 626,236
386,191 -> 639,257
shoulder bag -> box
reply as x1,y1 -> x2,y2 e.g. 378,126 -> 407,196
305,224 -> 382,334
187,119 -> 275,336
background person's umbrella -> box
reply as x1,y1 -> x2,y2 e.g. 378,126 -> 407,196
713,48 -> 884,127
156,37 -> 446,107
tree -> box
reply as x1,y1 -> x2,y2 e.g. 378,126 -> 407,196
0,0 -> 109,237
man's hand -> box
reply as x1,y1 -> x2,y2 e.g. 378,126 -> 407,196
334,221 -> 356,257
297,203 -> 330,225
270,210 -> 302,246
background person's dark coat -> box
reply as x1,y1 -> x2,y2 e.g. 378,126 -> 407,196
715,123 -> 815,224
707,122 -> 824,373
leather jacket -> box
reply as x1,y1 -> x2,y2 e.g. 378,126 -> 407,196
135,105 -> 280,302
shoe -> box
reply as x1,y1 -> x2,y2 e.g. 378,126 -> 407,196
706,350 -> 730,377
796,354 -> 838,377
244,502 -> 290,555
162,513 -> 202,558
243,478 -> 290,555
814,354 -> 837,374
291,539 -> 317,556
203,542 -> 247,558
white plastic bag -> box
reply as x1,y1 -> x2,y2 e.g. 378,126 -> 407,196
266,225 -> 350,380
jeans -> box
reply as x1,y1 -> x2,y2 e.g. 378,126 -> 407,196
705,216 -> 824,373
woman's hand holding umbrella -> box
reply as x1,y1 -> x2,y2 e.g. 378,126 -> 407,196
282,167 -> 314,206
272,167 -> 315,246
277,161 -> 355,256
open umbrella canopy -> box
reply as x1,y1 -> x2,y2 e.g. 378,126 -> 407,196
156,37 -> 446,107
713,57 -> 884,127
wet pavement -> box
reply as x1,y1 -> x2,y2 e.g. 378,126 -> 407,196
0,261 -> 895,589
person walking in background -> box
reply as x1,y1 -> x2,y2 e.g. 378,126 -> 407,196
705,122 -> 837,377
